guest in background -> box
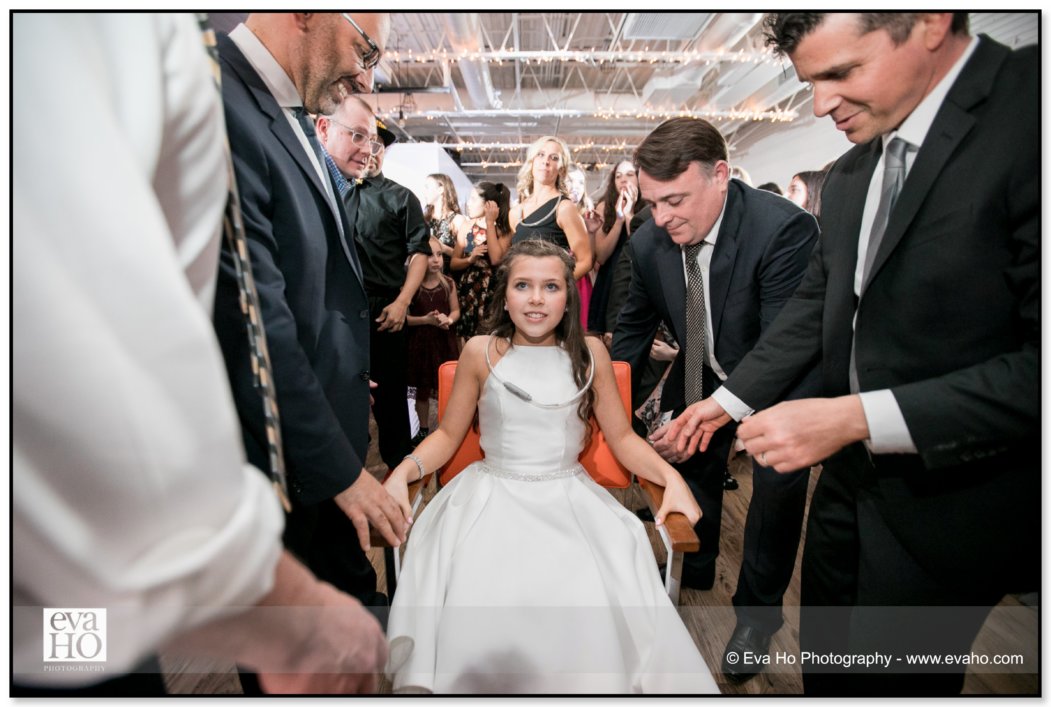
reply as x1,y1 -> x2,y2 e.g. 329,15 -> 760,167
510,135 -> 593,281
587,159 -> 640,338
335,117 -> 432,473
567,166 -> 597,327
406,237 -> 461,442
730,164 -> 753,186
756,181 -> 783,195
422,173 -> 467,273
452,181 -> 512,342
786,169 -> 828,217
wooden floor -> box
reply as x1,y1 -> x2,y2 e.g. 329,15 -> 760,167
161,417 -> 1039,695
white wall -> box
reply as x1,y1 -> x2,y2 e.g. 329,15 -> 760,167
381,143 -> 475,212
734,111 -> 852,193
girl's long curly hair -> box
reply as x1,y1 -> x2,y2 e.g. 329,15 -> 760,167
482,240 -> 595,429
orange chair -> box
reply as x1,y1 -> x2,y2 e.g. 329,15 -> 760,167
377,359 -> 699,602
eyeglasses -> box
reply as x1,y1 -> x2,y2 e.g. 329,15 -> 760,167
327,118 -> 384,155
340,13 -> 381,71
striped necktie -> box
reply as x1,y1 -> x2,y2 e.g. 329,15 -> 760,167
199,14 -> 290,511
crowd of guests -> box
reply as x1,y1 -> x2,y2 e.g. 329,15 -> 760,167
14,10 -> 1036,698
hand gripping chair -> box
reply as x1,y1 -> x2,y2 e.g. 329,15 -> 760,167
375,360 -> 699,603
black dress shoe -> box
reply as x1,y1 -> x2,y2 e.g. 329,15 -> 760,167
722,624 -> 773,684
723,469 -> 739,490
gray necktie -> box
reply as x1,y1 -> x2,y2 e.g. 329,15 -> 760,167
850,137 -> 910,393
684,242 -> 709,405
861,137 -> 909,288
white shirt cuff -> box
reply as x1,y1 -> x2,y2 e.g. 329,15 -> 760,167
711,386 -> 754,422
859,389 -> 918,454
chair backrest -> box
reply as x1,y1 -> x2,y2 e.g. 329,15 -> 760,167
436,358 -> 632,488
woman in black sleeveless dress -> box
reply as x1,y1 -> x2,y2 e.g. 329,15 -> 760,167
509,136 -> 592,281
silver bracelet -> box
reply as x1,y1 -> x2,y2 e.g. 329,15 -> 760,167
403,453 -> 425,482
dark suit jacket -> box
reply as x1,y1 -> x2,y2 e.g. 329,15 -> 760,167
722,37 -> 1039,591
612,179 -> 820,413
213,34 -> 371,505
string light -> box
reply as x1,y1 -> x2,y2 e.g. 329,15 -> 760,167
384,48 -> 781,68
382,107 -> 797,123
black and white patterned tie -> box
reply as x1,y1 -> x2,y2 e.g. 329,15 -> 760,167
200,14 -> 290,511
684,242 -> 709,405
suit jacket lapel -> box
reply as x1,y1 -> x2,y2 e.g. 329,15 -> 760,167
862,37 -> 1004,296
339,187 -> 365,285
219,35 -> 367,293
218,36 -> 330,202
838,141 -> 882,279
656,237 -> 687,343
708,182 -> 741,344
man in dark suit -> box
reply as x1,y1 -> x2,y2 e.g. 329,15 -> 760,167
318,106 -> 431,468
212,13 -> 407,612
669,13 -> 1038,694
611,117 -> 820,681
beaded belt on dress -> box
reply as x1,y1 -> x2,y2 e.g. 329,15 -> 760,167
479,460 -> 582,482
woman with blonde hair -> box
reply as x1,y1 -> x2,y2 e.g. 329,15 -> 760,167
509,136 -> 593,282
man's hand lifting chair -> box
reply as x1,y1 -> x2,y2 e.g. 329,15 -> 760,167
374,359 -> 700,603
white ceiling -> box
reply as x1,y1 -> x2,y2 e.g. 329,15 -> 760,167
369,12 -> 1039,179
211,12 -> 1040,181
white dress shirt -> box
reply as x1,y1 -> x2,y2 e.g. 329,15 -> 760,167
13,14 -> 283,686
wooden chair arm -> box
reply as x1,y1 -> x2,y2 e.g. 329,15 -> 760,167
369,476 -> 425,548
637,478 -> 700,553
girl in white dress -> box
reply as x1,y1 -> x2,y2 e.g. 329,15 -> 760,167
384,239 -> 720,694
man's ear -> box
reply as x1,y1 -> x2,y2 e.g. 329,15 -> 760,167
315,116 -> 330,146
712,160 -> 730,185
919,13 -> 954,51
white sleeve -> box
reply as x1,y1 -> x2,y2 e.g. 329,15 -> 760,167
859,389 -> 918,454
13,14 -> 283,686
711,385 -> 755,422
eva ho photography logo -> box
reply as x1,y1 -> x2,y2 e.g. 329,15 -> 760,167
42,608 -> 107,662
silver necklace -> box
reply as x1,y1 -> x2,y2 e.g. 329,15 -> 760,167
484,335 -> 594,409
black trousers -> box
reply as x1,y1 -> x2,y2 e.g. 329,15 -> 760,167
732,461 -> 810,635
799,445 -> 1003,696
672,366 -> 735,585
368,296 -> 411,470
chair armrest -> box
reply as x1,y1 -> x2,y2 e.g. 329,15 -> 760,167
637,478 -> 700,553
369,477 -> 425,548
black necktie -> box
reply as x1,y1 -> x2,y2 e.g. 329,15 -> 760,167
200,14 -> 290,511
684,242 -> 710,405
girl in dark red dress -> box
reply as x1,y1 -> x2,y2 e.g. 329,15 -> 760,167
407,237 -> 461,438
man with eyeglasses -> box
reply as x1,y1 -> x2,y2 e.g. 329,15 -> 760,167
318,97 -> 430,472
212,13 -> 405,662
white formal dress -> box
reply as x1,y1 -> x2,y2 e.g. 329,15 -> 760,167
387,343 -> 719,694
